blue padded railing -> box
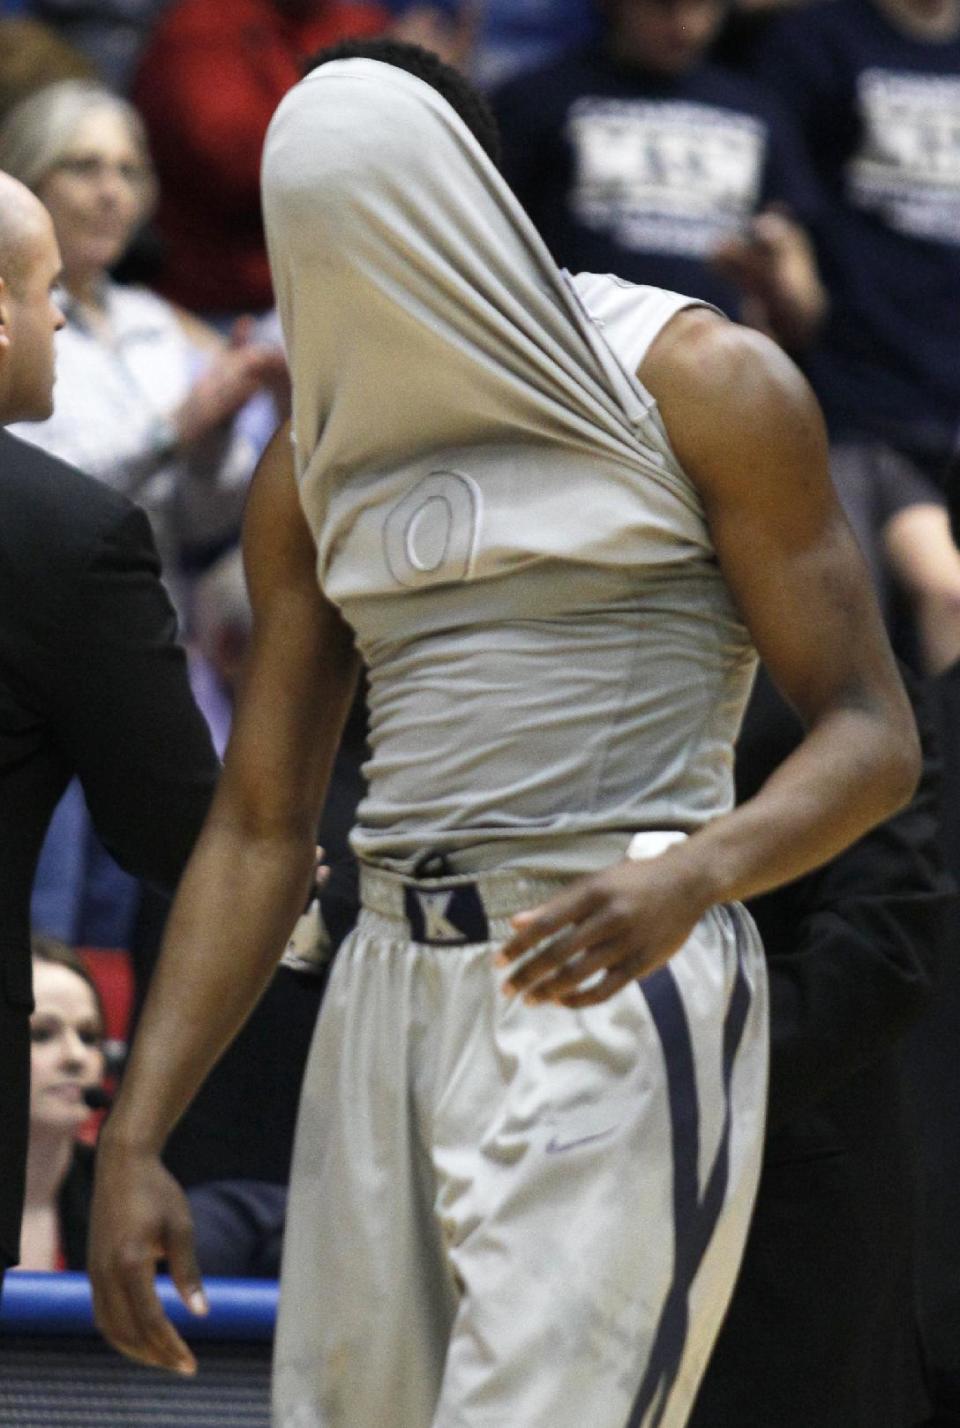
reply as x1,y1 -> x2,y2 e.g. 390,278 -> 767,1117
0,1271 -> 278,1339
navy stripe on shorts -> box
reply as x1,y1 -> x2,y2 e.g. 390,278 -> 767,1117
626,927 -> 753,1427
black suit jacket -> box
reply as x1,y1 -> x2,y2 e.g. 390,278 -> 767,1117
0,428 -> 218,1266
907,660 -> 960,1418
131,681 -> 369,1189
690,666 -> 953,1428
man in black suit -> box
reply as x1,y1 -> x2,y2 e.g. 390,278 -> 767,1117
689,666 -> 952,1427
0,172 -> 219,1293
910,457 -> 960,1427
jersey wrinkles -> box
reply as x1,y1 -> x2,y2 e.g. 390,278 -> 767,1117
261,59 -> 757,876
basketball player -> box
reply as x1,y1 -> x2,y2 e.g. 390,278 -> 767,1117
88,42 -> 919,1428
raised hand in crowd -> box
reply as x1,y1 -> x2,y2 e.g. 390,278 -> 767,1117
172,316 -> 289,453
711,208 -> 828,353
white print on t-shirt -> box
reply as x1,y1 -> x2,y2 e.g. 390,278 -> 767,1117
567,98 -> 766,256
848,69 -> 960,244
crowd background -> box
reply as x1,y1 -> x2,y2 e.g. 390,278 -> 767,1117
0,0 -> 957,1422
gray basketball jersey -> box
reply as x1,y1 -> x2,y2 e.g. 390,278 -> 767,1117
262,60 -> 757,877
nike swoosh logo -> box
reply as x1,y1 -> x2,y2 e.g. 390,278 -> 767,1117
545,1125 -> 619,1155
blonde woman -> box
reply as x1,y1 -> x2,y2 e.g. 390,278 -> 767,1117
0,79 -> 287,608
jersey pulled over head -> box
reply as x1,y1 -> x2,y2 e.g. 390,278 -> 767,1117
261,53 -> 756,875
262,53 -> 687,545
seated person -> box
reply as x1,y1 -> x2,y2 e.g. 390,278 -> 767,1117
17,935 -> 314,1281
16,936 -> 106,1273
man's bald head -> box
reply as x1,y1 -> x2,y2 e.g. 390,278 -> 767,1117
0,171 -> 63,424
0,171 -> 54,295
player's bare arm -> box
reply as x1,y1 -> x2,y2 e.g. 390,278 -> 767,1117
499,312 -> 920,1006
88,419 -> 359,1375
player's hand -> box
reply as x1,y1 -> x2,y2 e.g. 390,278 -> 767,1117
88,1140 -> 207,1376
496,854 -> 708,1006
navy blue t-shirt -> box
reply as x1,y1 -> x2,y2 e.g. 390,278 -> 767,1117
754,0 -> 960,466
493,44 -> 823,319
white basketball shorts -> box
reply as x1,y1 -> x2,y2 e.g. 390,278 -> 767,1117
274,840 -> 768,1428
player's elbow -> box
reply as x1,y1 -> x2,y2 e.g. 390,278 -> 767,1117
873,705 -> 923,818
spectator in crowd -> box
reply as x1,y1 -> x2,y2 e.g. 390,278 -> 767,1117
15,937 -> 107,1273
0,169 -> 220,1297
739,0 -> 960,669
493,1 -> 960,671
0,16 -> 95,120
492,0 -> 828,351
0,80 -> 287,608
131,0 -> 394,316
24,0 -> 172,91
751,0 -> 960,476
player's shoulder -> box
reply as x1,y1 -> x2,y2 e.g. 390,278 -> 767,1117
642,310 -> 813,424
640,312 -> 827,487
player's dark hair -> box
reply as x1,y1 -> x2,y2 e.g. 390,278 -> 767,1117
303,39 -> 502,170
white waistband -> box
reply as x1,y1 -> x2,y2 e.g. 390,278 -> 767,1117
359,864 -> 565,921
359,831 -> 689,922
